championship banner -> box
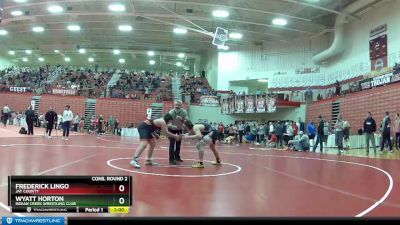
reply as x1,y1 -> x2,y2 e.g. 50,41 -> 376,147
256,95 -> 266,113
235,96 -> 245,113
267,95 -> 277,113
52,88 -> 77,95
199,96 -> 219,107
9,87 -> 29,93
221,99 -> 229,114
245,95 -> 255,113
369,34 -> 388,73
229,97 -> 235,114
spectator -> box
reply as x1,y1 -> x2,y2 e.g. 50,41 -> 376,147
335,114 -> 345,155
268,131 -> 277,148
298,117 -> 305,132
335,80 -> 341,96
343,120 -> 351,149
62,105 -> 73,140
364,112 -> 377,155
238,122 -> 245,144
395,113 -> 400,151
79,115 -> 85,133
256,124 -> 265,145
307,121 -> 316,146
2,104 -> 11,127
25,106 -> 35,135
73,115 -> 80,132
284,121 -> 294,146
218,123 -> 225,141
45,107 -> 57,139
287,131 -> 310,152
312,116 -> 324,153
275,122 -> 284,148
380,111 -> 393,153
109,115 -> 116,135
98,115 -> 105,135
323,120 -> 330,146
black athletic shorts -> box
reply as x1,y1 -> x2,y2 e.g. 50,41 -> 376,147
138,122 -> 157,140
203,130 -> 219,144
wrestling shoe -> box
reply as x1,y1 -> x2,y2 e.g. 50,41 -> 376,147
192,162 -> 205,168
130,160 -> 141,169
211,161 -> 222,166
145,160 -> 159,166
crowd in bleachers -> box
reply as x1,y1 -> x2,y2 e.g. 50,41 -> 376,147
109,71 -> 171,101
0,67 -> 51,92
180,75 -> 215,103
51,68 -> 113,98
0,66 -> 214,103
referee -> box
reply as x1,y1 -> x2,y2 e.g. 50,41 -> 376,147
168,100 -> 188,165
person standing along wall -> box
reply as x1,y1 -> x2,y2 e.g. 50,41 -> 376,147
62,105 -> 73,141
2,104 -> 11,127
238,122 -> 245,144
298,118 -> 305,132
108,115 -> 116,134
275,122 -> 284,148
380,111 -> 393,153
307,121 -> 316,147
25,106 -> 35,135
394,113 -> 400,151
335,114 -> 344,155
343,120 -> 351,150
312,116 -> 324,153
45,107 -> 57,139
323,120 -> 330,147
364,112 -> 377,156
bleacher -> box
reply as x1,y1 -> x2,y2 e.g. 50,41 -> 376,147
0,66 -> 213,103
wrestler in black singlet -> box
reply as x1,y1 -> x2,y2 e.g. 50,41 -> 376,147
197,123 -> 219,144
138,119 -> 161,139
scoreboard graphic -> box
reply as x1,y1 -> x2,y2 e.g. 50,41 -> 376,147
8,176 -> 132,213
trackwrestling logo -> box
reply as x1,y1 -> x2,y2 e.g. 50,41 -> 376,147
2,217 -> 64,225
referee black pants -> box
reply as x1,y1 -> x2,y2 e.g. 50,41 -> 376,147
169,129 -> 182,162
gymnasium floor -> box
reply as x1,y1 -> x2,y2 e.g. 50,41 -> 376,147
0,126 -> 400,217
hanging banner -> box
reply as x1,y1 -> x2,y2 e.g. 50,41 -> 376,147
235,96 -> 245,113
369,34 -> 388,73
245,95 -> 255,113
256,95 -> 266,113
267,95 -> 277,113
222,95 -> 278,114
221,99 -> 229,114
229,97 -> 235,114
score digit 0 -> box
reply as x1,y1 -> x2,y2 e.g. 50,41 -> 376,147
119,197 -> 125,205
119,185 -> 125,192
